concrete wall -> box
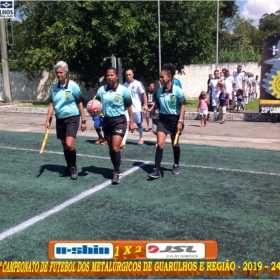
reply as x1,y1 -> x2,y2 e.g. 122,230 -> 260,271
0,62 -> 261,101
178,62 -> 261,99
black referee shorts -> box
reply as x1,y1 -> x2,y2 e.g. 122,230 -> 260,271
157,114 -> 184,135
103,115 -> 127,137
56,115 -> 80,139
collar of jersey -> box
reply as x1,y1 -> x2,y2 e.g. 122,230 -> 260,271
106,84 -> 119,92
57,80 -> 69,89
162,84 -> 173,93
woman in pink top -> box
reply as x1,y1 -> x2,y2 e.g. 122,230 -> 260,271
197,91 -> 210,127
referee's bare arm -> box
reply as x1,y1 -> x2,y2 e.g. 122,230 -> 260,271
177,104 -> 185,133
128,106 -> 134,133
78,101 -> 87,132
46,103 -> 54,129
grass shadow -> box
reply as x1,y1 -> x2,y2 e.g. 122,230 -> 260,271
36,164 -> 67,177
132,162 -> 171,179
80,165 -> 113,179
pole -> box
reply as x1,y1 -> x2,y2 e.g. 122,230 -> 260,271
117,57 -> 123,84
215,0 -> 219,70
158,0 -> 161,75
111,55 -> 116,68
0,18 -> 12,102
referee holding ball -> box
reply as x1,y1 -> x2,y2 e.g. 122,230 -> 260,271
148,65 -> 186,179
96,67 -> 134,184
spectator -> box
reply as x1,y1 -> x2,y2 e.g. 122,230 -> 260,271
224,69 -> 234,111
144,81 -> 156,132
122,68 -> 148,146
218,85 -> 229,124
197,91 -> 210,127
208,70 -> 224,121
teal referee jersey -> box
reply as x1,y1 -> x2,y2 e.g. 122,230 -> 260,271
156,84 -> 186,115
49,80 -> 83,119
96,84 -> 132,117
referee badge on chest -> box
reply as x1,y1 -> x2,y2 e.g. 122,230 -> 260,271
170,95 -> 175,104
114,95 -> 120,102
65,90 -> 71,100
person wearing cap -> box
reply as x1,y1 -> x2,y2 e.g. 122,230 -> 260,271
45,61 -> 87,180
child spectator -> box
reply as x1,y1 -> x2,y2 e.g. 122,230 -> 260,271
144,81 -> 156,132
218,85 -> 229,124
236,89 -> 245,112
93,112 -> 107,145
197,91 -> 210,127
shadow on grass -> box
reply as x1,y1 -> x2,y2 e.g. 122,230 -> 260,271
37,164 -> 113,179
36,164 -> 67,177
132,162 -> 171,179
80,165 -> 113,179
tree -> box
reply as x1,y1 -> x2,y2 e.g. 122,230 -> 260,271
13,1 -> 234,86
259,10 -> 280,36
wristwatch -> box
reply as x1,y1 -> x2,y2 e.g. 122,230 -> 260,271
81,120 -> 87,124
178,119 -> 184,124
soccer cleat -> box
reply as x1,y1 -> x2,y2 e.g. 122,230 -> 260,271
112,171 -> 120,184
101,140 -> 107,145
95,138 -> 103,145
118,170 -> 123,176
200,124 -> 204,128
70,166 -> 78,180
59,167 -> 71,177
138,139 -> 144,145
172,164 -> 180,175
148,168 -> 160,179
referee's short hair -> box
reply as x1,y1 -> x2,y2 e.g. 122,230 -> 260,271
54,61 -> 69,75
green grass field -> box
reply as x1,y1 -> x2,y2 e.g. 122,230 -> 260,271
0,130 -> 279,279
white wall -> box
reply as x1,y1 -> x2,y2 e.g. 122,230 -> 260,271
0,62 -> 261,101
178,62 -> 261,99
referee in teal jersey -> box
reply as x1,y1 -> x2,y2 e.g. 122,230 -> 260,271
148,65 -> 186,179
96,67 -> 134,184
45,61 -> 87,180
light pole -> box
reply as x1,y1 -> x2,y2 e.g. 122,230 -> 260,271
158,0 -> 161,75
0,18 -> 12,102
216,0 -> 219,70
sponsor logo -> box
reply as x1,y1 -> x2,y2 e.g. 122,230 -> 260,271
53,243 -> 113,259
146,243 -> 205,259
0,1 -> 13,18
116,129 -> 123,133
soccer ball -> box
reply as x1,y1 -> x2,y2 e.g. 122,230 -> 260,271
87,99 -> 102,116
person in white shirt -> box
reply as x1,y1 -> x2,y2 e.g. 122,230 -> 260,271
122,69 -> 148,146
224,69 -> 234,111
233,65 -> 246,109
255,75 -> 260,98
247,72 -> 255,102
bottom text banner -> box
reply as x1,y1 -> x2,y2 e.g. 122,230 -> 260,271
0,260 -> 279,277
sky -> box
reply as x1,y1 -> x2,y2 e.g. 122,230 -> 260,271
236,0 -> 280,26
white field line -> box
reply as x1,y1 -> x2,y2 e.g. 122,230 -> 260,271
1,145 -> 280,177
0,161 -> 151,242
